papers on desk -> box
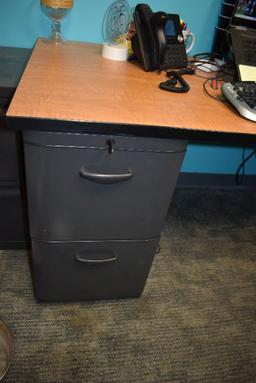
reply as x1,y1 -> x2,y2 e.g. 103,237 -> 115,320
239,64 -> 256,81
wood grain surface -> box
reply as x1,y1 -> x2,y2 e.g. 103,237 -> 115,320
7,39 -> 256,136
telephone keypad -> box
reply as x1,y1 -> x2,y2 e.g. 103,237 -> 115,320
161,44 -> 188,69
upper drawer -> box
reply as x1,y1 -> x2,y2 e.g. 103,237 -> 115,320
23,131 -> 187,241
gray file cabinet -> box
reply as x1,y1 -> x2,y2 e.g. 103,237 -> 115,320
23,131 -> 187,301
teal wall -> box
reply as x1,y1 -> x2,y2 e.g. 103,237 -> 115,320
0,0 -> 221,51
0,0 -> 255,175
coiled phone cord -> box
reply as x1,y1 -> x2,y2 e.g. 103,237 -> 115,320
159,68 -> 195,93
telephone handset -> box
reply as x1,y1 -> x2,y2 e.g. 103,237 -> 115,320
131,4 -> 188,71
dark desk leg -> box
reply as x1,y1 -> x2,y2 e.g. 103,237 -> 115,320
0,130 -> 29,249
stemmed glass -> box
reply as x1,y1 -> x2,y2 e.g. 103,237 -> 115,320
40,0 -> 73,44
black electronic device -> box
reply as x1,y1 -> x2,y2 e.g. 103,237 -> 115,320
231,0 -> 256,29
229,1 -> 256,77
131,4 -> 188,71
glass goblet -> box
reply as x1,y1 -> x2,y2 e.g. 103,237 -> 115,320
40,0 -> 73,44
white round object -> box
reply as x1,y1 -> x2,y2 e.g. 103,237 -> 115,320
102,43 -> 128,61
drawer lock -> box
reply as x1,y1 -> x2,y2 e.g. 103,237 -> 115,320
106,139 -> 115,154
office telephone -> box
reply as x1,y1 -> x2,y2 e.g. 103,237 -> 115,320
131,4 -> 188,71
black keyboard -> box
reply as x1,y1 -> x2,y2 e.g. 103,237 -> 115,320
222,81 -> 256,122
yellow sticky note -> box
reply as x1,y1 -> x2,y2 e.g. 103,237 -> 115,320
239,64 -> 256,81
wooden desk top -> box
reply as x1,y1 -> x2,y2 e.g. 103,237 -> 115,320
6,39 -> 256,141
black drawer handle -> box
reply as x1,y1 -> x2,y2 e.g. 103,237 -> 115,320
79,166 -> 133,184
75,253 -> 118,264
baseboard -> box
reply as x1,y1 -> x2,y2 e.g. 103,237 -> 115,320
177,172 -> 256,188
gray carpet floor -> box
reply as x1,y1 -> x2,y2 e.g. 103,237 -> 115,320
0,187 -> 256,383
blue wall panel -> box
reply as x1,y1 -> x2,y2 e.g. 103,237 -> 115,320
0,0 -> 255,175
182,144 -> 256,175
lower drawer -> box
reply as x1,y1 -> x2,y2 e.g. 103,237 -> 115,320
31,238 -> 159,302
